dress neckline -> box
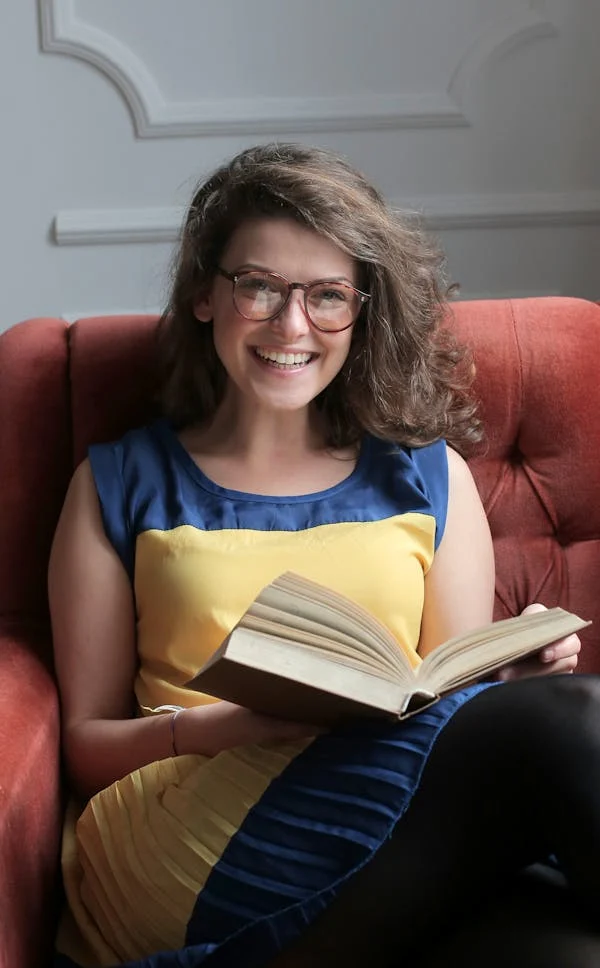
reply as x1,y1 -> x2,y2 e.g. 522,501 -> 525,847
154,418 -> 372,505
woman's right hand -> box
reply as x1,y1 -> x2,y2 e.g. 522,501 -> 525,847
176,701 -> 325,757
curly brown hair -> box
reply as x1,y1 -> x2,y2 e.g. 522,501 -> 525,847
158,143 -> 481,452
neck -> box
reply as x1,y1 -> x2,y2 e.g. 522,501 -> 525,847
196,396 -> 328,461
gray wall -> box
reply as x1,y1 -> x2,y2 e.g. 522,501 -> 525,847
2,0 -> 599,330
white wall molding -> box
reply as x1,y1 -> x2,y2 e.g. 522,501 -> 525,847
38,0 -> 465,135
448,0 -> 561,109
54,207 -> 180,245
53,192 -> 600,246
39,0 -> 560,138
409,191 -> 600,230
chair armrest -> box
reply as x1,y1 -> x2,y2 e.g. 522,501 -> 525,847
0,626 -> 61,968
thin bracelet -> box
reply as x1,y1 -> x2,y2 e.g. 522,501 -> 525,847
170,708 -> 184,757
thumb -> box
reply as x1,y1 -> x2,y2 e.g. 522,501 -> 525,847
521,602 -> 547,616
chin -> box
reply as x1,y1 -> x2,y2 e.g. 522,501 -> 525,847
259,396 -> 314,412
249,386 -> 320,411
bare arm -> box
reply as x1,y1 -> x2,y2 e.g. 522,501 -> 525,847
418,446 -> 495,658
417,446 -> 580,675
49,461 -> 317,800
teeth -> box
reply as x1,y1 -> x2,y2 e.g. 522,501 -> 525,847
255,349 -> 313,365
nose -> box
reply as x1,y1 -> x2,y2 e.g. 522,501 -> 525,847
270,289 -> 312,339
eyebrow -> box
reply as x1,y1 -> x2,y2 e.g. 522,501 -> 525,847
232,263 -> 356,285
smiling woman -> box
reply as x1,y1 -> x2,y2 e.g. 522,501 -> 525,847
192,218 -> 359,421
157,144 -> 479,452
49,144 -> 595,968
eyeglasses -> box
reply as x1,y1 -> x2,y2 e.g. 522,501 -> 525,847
216,267 -> 370,333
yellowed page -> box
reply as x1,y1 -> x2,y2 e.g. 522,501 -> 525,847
255,573 -> 412,676
246,601 -> 402,676
242,610 -> 399,678
418,609 -> 590,694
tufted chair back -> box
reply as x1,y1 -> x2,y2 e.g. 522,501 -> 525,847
449,298 -> 600,670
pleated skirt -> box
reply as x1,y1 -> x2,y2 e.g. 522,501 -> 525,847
55,683 -> 494,968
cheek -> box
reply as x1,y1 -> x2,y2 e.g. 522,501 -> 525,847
211,316 -> 251,367
323,332 -> 353,372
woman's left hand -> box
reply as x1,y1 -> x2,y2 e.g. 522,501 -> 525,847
496,602 -> 581,681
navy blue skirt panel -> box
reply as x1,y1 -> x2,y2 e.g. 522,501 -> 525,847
56,682 -> 496,968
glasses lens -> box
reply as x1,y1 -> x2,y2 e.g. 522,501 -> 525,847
306,283 -> 360,331
233,272 -> 286,320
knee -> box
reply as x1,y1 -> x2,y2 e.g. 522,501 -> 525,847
528,674 -> 600,751
543,674 -> 600,722
484,674 -> 600,755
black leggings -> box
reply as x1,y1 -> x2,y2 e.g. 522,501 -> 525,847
268,675 -> 600,967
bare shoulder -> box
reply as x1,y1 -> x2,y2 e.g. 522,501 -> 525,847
49,456 -> 137,725
446,444 -> 476,486
62,456 -> 98,510
49,456 -> 133,628
418,444 -> 494,655
444,444 -> 486,514
49,457 -> 109,567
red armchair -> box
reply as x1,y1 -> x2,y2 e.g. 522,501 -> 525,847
1,297 -> 599,968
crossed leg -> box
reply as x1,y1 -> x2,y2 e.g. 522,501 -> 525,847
267,675 -> 600,967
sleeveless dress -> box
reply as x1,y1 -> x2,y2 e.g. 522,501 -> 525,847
55,419 -> 494,968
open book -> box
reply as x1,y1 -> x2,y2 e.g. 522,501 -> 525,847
187,572 -> 590,723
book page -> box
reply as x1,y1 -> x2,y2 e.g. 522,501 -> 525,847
246,601 -> 404,677
418,608 -> 590,694
255,573 -> 415,677
257,580 -> 399,662
220,626 -> 406,716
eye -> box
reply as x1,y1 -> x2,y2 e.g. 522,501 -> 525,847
310,285 -> 351,305
237,275 -> 277,294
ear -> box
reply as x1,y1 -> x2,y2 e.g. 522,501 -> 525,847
193,290 -> 213,322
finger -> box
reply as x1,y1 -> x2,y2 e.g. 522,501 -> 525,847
498,652 -> 579,681
537,656 -> 579,676
521,603 -> 547,616
539,634 -> 581,663
524,655 -> 579,678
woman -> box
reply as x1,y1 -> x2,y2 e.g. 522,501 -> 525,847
50,143 -> 597,968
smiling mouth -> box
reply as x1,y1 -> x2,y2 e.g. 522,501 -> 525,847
253,348 -> 316,369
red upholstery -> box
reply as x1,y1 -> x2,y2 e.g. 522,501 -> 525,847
0,319 -> 68,968
0,297 -> 598,967
451,298 -> 600,658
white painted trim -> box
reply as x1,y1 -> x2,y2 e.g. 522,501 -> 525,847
39,0 -> 563,138
54,207 -> 181,245
40,0 -> 164,136
39,0 -> 466,135
448,1 -> 560,109
403,192 -> 600,230
39,1 -> 564,138
38,0 -> 563,137
53,192 -> 600,246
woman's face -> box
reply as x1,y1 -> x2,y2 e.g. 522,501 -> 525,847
194,217 -> 358,415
